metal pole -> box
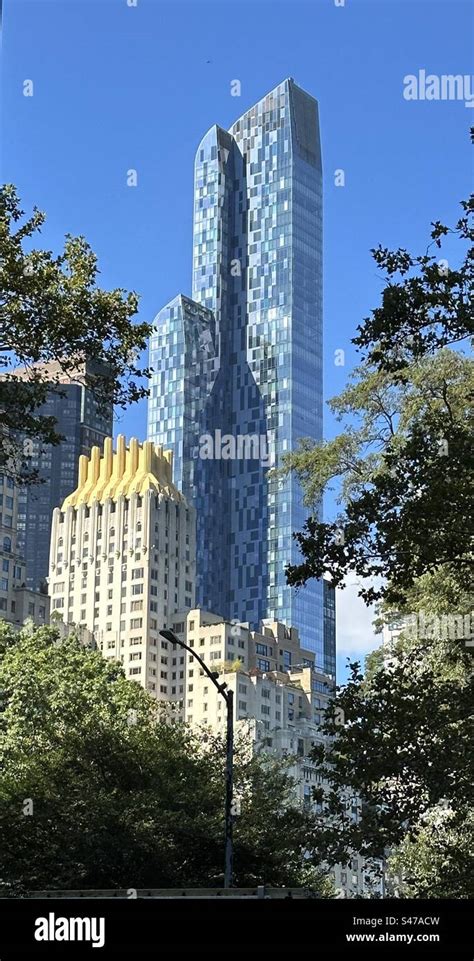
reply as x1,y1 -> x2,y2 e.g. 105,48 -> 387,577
224,688 -> 234,889
159,628 -> 234,889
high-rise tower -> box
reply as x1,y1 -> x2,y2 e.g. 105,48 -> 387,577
14,360 -> 112,592
149,79 -> 327,665
48,435 -> 196,700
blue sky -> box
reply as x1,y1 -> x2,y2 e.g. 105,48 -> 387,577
3,0 -> 472,678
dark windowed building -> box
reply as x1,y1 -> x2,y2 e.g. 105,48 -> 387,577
15,361 -> 112,591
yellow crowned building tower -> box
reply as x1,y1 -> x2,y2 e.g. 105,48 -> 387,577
48,435 -> 196,701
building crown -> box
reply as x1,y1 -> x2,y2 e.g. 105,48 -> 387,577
61,434 -> 183,509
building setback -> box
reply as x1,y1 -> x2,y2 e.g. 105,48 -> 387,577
148,78 -> 331,667
48,435 -> 196,700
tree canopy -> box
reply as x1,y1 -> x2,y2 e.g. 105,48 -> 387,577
0,623 -> 332,895
283,192 -> 473,607
0,185 -> 151,478
310,638 -> 473,897
281,179 -> 473,898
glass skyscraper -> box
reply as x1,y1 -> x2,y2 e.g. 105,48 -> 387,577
149,78 -> 331,669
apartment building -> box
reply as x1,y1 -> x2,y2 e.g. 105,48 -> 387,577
167,608 -> 382,897
48,434 -> 196,699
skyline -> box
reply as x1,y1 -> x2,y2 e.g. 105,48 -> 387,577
3,0 -> 472,678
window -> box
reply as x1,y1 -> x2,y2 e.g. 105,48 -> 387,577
261,705 -> 270,716
238,701 -> 247,711
130,618 -> 143,629
257,658 -> 270,671
256,643 -> 268,656
238,683 -> 247,694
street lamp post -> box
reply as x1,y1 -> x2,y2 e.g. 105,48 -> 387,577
159,628 -> 234,888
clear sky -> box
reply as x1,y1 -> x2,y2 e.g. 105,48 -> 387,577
3,0 -> 473,679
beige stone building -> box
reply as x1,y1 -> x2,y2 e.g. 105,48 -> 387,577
167,608 -> 333,731
166,608 -> 382,897
48,435 -> 195,699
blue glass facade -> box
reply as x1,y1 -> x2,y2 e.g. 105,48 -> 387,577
148,79 -> 330,666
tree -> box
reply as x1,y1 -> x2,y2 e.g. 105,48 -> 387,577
0,185 -> 152,478
387,806 -> 474,900
282,193 -> 473,607
0,623 -> 332,895
307,637 -> 473,897
281,181 -> 473,897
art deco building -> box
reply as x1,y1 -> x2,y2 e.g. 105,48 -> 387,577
149,78 -> 330,666
48,435 -> 196,699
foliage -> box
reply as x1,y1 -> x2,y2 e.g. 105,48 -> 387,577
387,806 -> 474,899
0,623 -> 331,895
282,192 -> 473,607
0,185 -> 151,479
309,638 -> 472,882
282,181 -> 474,897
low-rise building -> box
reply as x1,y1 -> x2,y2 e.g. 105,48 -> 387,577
167,608 -> 383,897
